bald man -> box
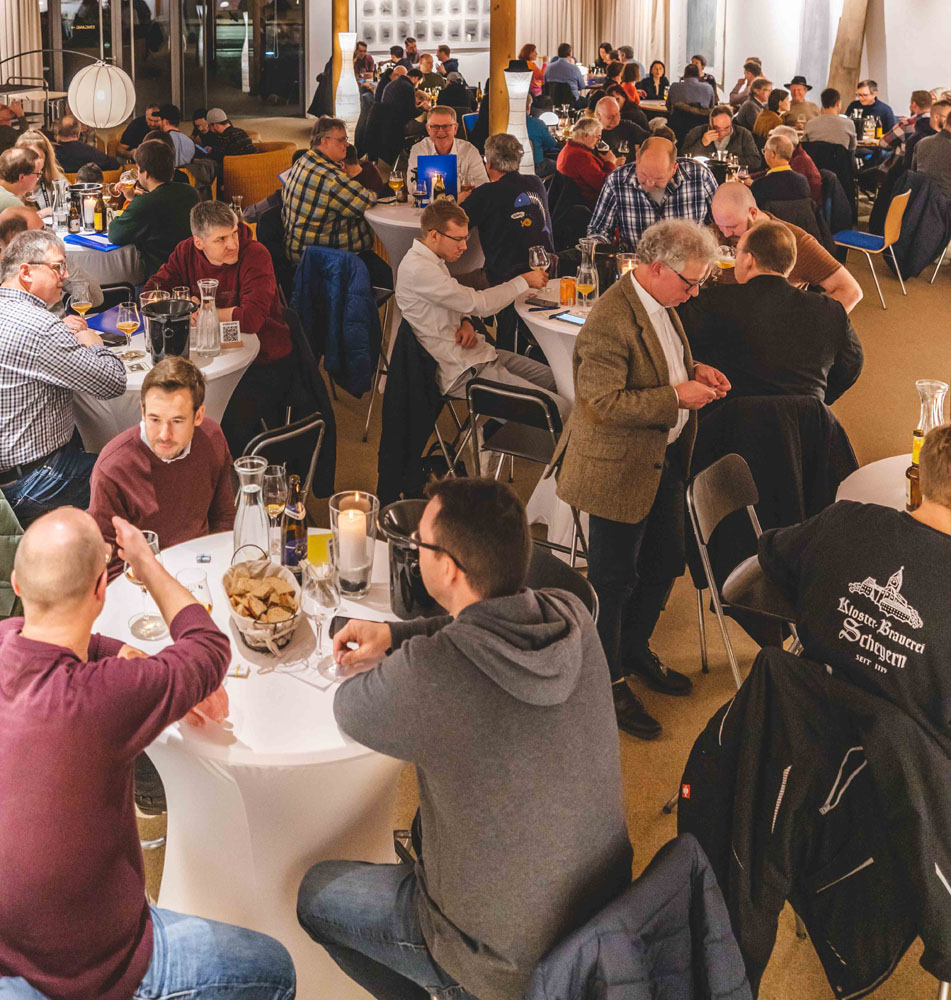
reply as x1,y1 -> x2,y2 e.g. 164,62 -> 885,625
710,181 -> 862,312
0,509 -> 296,1000
587,136 -> 718,249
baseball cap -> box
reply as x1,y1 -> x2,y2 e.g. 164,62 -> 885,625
205,108 -> 228,124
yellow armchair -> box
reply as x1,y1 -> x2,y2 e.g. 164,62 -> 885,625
220,141 -> 297,206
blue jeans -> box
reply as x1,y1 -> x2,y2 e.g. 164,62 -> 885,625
0,907 -> 296,1000
297,861 -> 477,1000
0,439 -> 97,528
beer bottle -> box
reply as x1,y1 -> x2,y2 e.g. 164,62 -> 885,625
281,474 -> 308,578
906,431 -> 924,511
432,170 -> 447,201
93,190 -> 107,234
875,116 -> 883,139
68,200 -> 81,234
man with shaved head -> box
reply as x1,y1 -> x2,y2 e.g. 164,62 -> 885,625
0,510 -> 296,999
710,181 -> 862,312
587,135 -> 718,249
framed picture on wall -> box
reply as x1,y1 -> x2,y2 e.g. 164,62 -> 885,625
357,0 -> 490,52
685,0 -> 727,84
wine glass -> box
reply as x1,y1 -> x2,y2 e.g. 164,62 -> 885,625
575,262 -> 598,311
140,289 -> 170,306
125,530 -> 169,641
69,280 -> 92,318
175,568 -> 214,613
736,165 -> 750,183
617,139 -> 630,156
388,170 -> 405,197
301,558 -> 342,681
172,286 -> 192,300
528,245 -> 550,278
263,464 -> 288,560
116,300 -> 140,350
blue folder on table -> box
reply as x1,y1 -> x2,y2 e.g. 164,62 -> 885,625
64,232 -> 122,252
85,305 -> 121,334
417,154 -> 458,201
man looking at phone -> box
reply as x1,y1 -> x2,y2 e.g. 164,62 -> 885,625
298,477 -> 632,1000
0,509 -> 296,1000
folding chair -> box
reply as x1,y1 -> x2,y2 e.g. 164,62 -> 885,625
833,189 -> 910,309
362,287 -> 395,442
462,112 -> 479,135
465,377 -> 587,567
245,413 -> 326,513
930,240 -> 951,284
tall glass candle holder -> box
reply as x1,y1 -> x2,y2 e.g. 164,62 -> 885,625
329,491 -> 379,598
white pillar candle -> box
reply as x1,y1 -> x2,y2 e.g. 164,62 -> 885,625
337,507 -> 367,574
83,195 -> 96,227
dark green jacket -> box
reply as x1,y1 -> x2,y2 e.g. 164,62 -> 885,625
108,181 -> 200,278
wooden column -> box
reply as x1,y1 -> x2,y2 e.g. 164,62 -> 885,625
489,0 -> 515,135
827,0 -> 868,99
332,0 -> 349,97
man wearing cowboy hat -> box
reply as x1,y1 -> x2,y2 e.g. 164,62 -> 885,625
782,75 -> 820,126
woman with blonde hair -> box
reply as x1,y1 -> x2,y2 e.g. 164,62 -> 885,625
15,130 -> 65,212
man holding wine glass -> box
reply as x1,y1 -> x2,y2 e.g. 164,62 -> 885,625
0,230 -> 126,526
0,507 -> 298,1000
88,356 -> 235,582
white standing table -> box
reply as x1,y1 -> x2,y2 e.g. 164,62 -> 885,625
835,455 -> 908,510
515,278 -> 583,402
365,202 -> 484,278
74,330 -> 259,452
97,531 -> 403,1000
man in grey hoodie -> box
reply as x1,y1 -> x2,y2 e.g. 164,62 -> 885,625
297,478 -> 632,1000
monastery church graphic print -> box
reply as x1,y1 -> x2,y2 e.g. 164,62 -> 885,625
848,566 -> 923,629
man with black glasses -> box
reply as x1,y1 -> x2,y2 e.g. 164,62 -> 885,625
299,477 -> 632,1000
0,230 -> 125,525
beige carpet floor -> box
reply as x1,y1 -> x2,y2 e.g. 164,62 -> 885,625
141,201 -> 949,996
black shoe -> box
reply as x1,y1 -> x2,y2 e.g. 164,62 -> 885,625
627,650 -> 693,696
134,753 -> 167,816
612,681 -> 662,740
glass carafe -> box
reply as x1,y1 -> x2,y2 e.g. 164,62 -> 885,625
576,237 -> 600,310
52,179 -> 69,231
915,379 -> 948,444
193,278 -> 221,358
233,455 -> 270,558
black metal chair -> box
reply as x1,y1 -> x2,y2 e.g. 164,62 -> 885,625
524,542 -> 598,623
362,286 -> 395,442
465,377 -> 587,567
244,413 -> 327,510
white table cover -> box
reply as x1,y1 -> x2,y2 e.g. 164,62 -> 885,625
835,454 -> 908,510
365,202 -> 484,278
64,241 -> 145,288
74,333 -> 259,452
96,531 -> 403,999
515,279 -> 584,403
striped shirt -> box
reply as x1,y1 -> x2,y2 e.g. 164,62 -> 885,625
587,158 -> 718,250
282,149 -> 377,263
0,287 -> 126,467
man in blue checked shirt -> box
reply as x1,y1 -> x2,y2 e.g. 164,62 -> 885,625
0,230 -> 126,526
587,136 -> 718,250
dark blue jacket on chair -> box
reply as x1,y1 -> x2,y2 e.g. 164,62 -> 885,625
524,834 -> 752,1000
292,246 -> 382,397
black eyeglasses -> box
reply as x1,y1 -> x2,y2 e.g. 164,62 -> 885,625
409,530 -> 467,572
435,230 -> 468,243
667,264 -> 709,292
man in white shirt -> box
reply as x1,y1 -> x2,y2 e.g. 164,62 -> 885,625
407,107 -> 489,196
395,199 -> 565,417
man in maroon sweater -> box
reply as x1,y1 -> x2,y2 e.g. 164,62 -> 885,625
88,356 -> 235,582
143,200 -> 294,453
0,508 -> 295,1000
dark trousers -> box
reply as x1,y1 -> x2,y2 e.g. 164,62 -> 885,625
359,249 -> 394,291
587,446 -> 687,682
0,436 -> 96,528
221,354 -> 297,456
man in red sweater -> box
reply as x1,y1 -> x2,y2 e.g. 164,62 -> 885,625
143,200 -> 294,454
0,508 -> 296,1000
88,356 -> 235,582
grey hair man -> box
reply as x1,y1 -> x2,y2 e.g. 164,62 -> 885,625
594,95 -> 648,160
0,147 -> 40,212
554,218 -> 730,739
408,104 -> 489,196
0,230 -> 125,525
750,133 -> 812,207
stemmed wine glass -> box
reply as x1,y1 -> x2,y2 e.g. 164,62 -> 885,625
301,557 -> 342,681
388,170 -> 405,198
68,280 -> 92,319
116,300 -> 141,356
125,530 -> 169,641
528,245 -> 550,278
263,464 -> 288,560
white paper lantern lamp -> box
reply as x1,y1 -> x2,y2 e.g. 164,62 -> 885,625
504,69 -> 535,175
67,62 -> 136,129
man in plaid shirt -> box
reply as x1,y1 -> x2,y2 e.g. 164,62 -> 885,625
587,137 -> 718,250
282,116 -> 392,288
0,230 -> 126,526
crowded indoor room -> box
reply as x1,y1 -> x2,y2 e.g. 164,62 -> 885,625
0,0 -> 949,997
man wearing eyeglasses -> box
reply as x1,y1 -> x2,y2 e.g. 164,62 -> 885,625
407,106 -> 490,197
0,230 -> 126,526
0,147 -> 42,212
282,115 -> 392,289
300,477 -> 632,1000
554,218 -> 730,739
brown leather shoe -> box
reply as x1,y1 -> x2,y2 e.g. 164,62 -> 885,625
612,681 -> 662,740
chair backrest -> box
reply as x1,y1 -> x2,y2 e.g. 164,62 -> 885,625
764,196 -> 823,240
466,377 -> 563,435
687,453 -> 761,546
462,112 -> 479,135
545,81 -> 576,107
221,141 -> 296,205
524,542 -> 598,622
245,412 -> 326,501
884,189 -> 911,248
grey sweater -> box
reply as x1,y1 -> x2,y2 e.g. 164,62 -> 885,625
334,588 -> 633,1000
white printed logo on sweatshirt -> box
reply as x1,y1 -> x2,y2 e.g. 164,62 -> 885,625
848,567 -> 923,628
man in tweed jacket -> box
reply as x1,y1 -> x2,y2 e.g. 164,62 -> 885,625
554,219 -> 730,738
